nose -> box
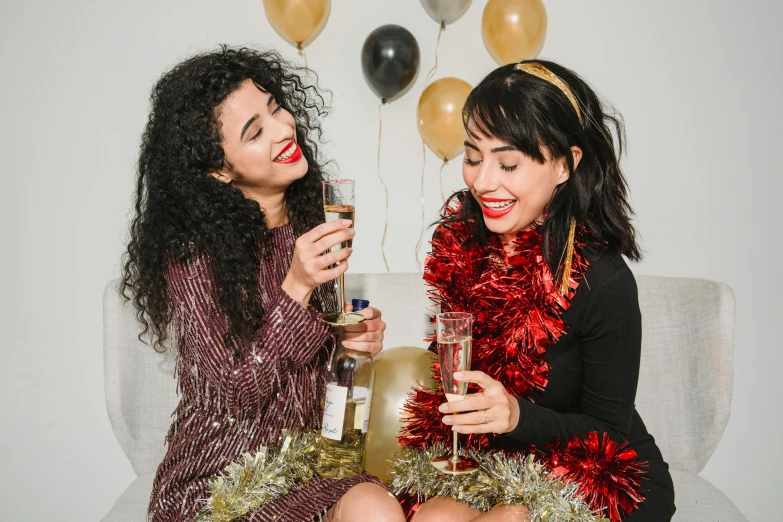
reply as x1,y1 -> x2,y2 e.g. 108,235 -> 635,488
472,163 -> 499,194
267,110 -> 294,144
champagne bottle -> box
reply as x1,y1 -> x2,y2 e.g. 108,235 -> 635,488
316,300 -> 374,479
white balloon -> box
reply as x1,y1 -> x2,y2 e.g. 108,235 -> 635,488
421,0 -> 472,25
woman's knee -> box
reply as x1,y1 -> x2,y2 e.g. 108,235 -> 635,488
410,497 -> 479,522
330,482 -> 405,522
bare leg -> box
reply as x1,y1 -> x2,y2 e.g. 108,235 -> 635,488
326,482 -> 405,522
409,498 -> 529,522
410,497 -> 481,522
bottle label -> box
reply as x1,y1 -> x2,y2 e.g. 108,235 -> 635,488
322,383 -> 348,441
362,390 -> 372,433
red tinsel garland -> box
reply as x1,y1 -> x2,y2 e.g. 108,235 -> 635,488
400,208 -> 587,450
398,202 -> 646,521
541,432 -> 646,521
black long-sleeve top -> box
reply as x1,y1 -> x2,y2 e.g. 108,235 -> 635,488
505,245 -> 675,520
506,246 -> 642,446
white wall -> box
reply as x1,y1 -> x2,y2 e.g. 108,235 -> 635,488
1,0 -> 780,520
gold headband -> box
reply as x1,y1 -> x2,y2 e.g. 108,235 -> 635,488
515,62 -> 584,126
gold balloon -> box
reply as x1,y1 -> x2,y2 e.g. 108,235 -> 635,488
262,0 -> 331,50
482,0 -> 547,65
417,77 -> 473,161
364,347 -> 435,483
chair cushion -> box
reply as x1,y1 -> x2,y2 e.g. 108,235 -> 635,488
343,273 -> 432,349
634,277 -> 735,475
101,472 -> 155,522
103,282 -> 180,476
671,469 -> 747,521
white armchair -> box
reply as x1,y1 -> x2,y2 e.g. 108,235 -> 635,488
102,274 -> 746,521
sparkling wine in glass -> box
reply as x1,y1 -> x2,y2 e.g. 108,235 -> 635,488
321,180 -> 364,326
431,312 -> 479,474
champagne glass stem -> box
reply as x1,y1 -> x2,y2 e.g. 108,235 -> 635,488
337,272 -> 345,317
452,413 -> 459,464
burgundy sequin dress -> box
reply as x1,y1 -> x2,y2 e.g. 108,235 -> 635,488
148,223 -> 384,522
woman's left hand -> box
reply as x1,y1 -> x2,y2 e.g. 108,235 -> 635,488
339,305 -> 386,356
438,370 -> 520,434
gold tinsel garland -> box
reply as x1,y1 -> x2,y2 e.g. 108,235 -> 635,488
194,430 -> 320,522
390,444 -> 608,522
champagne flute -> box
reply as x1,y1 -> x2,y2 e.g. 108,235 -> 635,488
321,180 -> 365,326
431,312 -> 479,474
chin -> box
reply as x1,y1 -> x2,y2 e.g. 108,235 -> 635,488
482,213 -> 536,238
482,217 -> 514,236
289,158 -> 309,181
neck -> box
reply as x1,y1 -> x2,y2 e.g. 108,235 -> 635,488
243,187 -> 288,228
500,215 -> 544,255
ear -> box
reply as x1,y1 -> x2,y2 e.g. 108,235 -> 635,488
570,146 -> 583,172
209,168 -> 234,184
555,146 -> 583,185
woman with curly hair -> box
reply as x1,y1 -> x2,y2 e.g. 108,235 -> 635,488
121,46 -> 404,522
403,61 -> 675,521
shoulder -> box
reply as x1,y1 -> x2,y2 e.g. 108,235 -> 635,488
165,250 -> 216,284
429,220 -> 474,250
566,245 -> 638,326
580,244 -> 637,296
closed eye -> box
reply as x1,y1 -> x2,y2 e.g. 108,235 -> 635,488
500,163 -> 518,172
464,157 -> 481,167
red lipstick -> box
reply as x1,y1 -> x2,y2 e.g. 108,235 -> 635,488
274,140 -> 302,164
478,196 -> 517,219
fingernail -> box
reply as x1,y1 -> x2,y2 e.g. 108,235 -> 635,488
347,247 -> 354,253
438,404 -> 448,413
452,426 -> 461,432
341,219 -> 352,226
454,372 -> 463,378
348,229 -> 356,236
442,416 -> 452,425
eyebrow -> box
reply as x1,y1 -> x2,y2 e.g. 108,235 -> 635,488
239,94 -> 278,141
240,114 -> 259,140
463,141 -> 519,153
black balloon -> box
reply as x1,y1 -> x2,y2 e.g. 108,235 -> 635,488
361,25 -> 420,102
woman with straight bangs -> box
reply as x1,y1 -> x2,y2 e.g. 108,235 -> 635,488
405,60 -> 675,521
122,46 -> 404,522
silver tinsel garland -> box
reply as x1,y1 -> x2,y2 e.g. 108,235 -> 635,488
194,430 -> 320,522
390,444 -> 608,522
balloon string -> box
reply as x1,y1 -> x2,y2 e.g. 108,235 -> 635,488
302,47 -> 308,72
424,21 -> 445,86
415,141 -> 427,272
439,158 -> 448,202
415,22 -> 445,272
377,102 -> 390,272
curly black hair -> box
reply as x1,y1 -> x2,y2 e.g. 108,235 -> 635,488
446,59 -> 641,274
121,46 -> 330,351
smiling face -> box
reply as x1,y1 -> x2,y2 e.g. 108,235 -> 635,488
210,79 -> 307,199
462,119 -> 579,242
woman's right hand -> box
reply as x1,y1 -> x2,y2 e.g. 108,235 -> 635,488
281,219 -> 355,308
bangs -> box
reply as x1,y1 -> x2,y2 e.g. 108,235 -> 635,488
462,76 -> 547,163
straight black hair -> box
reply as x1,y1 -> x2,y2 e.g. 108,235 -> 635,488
444,59 -> 641,274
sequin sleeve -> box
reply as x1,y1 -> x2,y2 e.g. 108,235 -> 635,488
165,255 -> 334,413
